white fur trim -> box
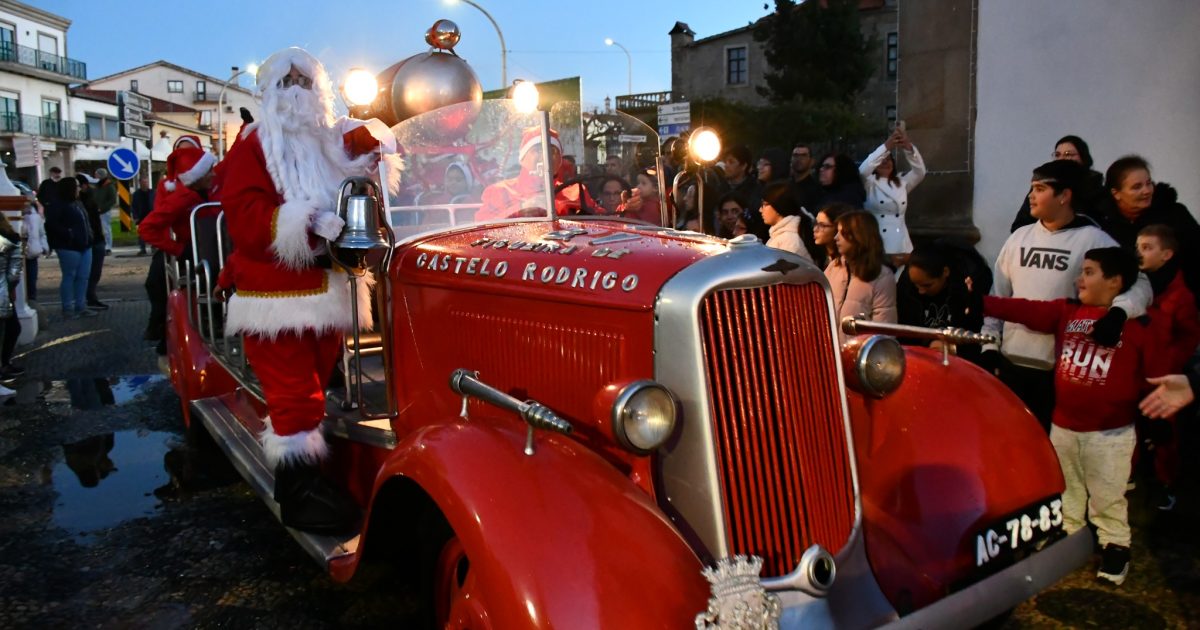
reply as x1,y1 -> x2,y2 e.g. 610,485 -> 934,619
178,151 -> 216,186
260,419 -> 328,467
519,133 -> 561,160
224,270 -> 374,337
164,179 -> 177,192
271,200 -> 320,270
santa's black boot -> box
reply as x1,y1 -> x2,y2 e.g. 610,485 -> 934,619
273,460 -> 359,536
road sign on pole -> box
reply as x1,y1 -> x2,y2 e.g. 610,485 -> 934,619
107,147 -> 141,181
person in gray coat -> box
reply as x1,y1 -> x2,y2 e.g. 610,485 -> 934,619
0,212 -> 24,384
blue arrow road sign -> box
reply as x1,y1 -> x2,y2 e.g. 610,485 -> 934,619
107,147 -> 140,180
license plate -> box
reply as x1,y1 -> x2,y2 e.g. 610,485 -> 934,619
975,496 -> 1064,567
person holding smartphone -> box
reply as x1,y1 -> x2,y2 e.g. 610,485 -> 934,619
859,122 -> 926,267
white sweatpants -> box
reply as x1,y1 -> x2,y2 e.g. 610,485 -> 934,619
1049,423 -> 1135,548
100,210 -> 113,250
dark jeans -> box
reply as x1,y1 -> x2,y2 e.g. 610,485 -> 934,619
1,314 -> 18,366
86,242 -> 106,303
24,257 -> 37,301
145,250 -> 167,339
998,356 -> 1055,433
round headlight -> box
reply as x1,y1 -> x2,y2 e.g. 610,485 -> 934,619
852,335 -> 906,398
612,381 -> 678,454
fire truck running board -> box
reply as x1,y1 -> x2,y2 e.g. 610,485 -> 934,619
190,397 -> 361,569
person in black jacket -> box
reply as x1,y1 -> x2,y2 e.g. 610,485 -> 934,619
75,174 -> 109,310
896,240 -> 993,365
36,166 -> 63,206
1010,135 -> 1104,232
816,152 -> 866,209
1097,155 -> 1200,305
131,173 -> 155,256
44,177 -> 96,318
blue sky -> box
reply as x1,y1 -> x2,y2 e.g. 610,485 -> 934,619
38,0 -> 769,107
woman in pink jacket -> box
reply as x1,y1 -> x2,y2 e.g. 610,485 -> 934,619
825,210 -> 897,325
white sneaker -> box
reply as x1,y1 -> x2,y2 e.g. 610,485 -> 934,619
0,384 -> 15,396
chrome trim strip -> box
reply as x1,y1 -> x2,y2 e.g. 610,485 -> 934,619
654,238 -> 863,568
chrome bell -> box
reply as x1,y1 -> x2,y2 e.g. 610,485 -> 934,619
333,177 -> 389,253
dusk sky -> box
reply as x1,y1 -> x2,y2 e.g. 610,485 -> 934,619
37,0 -> 770,107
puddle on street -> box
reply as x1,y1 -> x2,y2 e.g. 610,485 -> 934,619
2,375 -> 165,409
51,430 -> 175,537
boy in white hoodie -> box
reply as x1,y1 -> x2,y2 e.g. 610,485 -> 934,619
982,160 -> 1152,430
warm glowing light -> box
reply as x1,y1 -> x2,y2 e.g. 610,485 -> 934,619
246,63 -> 259,76
511,80 -> 539,114
342,68 -> 379,106
689,126 -> 721,163
604,37 -> 614,46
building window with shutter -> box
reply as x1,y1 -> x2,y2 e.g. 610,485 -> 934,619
167,80 -> 183,93
886,33 -> 898,79
0,91 -> 18,133
726,46 -> 748,86
130,79 -> 139,93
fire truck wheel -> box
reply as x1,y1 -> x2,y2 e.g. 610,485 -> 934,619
419,510 -> 492,629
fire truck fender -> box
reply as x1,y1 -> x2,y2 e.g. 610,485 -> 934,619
847,347 -> 1066,614
165,289 -> 238,427
370,420 -> 711,627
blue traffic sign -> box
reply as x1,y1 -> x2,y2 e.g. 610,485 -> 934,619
107,147 -> 140,180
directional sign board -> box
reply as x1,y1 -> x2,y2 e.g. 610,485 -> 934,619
657,102 -> 691,117
658,123 -> 690,139
118,90 -> 151,113
107,147 -> 140,180
118,91 -> 151,140
122,121 -> 151,140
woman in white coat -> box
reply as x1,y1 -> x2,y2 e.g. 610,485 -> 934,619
860,127 -> 925,265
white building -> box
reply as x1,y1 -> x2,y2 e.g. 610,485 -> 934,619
86,61 -> 258,157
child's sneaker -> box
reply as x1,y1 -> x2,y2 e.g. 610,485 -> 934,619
1097,544 -> 1130,585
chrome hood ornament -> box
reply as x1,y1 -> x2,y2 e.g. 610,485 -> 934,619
695,555 -> 781,630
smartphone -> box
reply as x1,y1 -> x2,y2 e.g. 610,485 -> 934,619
896,119 -> 906,133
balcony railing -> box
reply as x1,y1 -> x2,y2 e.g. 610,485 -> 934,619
194,90 -> 219,103
0,41 -> 87,80
615,91 -> 673,111
0,114 -> 90,140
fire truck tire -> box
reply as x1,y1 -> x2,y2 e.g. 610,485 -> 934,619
418,508 -> 492,629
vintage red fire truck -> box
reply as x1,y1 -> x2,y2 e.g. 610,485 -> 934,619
165,22 -> 1090,629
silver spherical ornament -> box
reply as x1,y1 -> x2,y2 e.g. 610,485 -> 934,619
426,19 -> 461,50
383,51 -> 482,135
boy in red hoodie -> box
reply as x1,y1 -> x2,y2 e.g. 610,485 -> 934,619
1135,225 -> 1199,510
984,247 -> 1166,587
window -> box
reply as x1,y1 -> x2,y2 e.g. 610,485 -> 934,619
886,105 -> 897,126
37,33 -> 58,72
41,99 -> 60,136
726,46 -> 748,86
886,33 -> 898,79
167,80 -> 183,93
130,79 -> 139,93
199,110 -> 213,129
196,80 -> 207,99
85,113 -> 120,142
0,23 -> 14,62
0,90 -> 18,133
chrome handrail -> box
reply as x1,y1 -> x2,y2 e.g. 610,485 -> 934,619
840,316 -> 997,366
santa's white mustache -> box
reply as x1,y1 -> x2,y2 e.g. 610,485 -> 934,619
270,85 -> 327,132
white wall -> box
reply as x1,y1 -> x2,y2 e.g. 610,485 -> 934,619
974,0 -> 1200,262
0,9 -> 67,57
0,72 -> 68,116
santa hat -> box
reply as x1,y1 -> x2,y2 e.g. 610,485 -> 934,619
256,47 -> 333,98
173,135 -> 203,151
519,127 -> 561,161
163,146 -> 215,192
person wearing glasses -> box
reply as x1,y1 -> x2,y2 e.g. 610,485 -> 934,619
594,175 -> 629,216
216,46 -> 398,536
859,127 -> 926,267
1010,135 -> 1104,232
811,202 -> 854,270
816,153 -> 866,210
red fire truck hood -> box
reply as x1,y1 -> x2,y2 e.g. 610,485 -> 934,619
395,220 -> 729,310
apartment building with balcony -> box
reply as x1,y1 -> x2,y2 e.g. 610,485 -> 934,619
86,61 -> 258,156
0,0 -> 92,183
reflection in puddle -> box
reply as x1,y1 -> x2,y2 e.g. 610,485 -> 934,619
6,375 -> 165,410
52,430 -> 174,537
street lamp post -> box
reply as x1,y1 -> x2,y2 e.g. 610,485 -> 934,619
604,38 -> 632,96
448,0 -> 506,88
217,64 -> 256,160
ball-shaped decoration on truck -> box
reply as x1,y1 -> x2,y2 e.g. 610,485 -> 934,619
368,20 -> 482,133
426,18 -> 462,50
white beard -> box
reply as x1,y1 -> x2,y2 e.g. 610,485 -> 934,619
256,86 -> 373,211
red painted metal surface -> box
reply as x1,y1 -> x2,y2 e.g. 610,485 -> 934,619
699,283 -> 855,577
165,289 -> 238,423
850,347 -> 1066,613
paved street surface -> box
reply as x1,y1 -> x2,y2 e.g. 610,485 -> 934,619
0,249 -> 1196,628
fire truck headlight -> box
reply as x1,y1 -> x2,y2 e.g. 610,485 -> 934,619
342,68 -> 379,107
846,335 -> 906,398
612,381 -> 678,454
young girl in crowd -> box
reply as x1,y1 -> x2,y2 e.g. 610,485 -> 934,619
760,181 -> 812,262
811,202 -> 853,271
825,209 -> 897,325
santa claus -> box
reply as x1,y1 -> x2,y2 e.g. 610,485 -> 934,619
217,47 -> 393,534
475,127 -> 596,221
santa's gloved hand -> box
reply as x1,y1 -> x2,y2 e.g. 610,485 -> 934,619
1090,307 -> 1127,347
240,107 -> 254,124
310,211 -> 345,241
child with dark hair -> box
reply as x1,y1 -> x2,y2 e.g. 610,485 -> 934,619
984,246 -> 1166,587
760,180 -> 813,262
1135,224 -> 1199,511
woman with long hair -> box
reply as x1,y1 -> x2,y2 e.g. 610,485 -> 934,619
860,127 -> 926,265
825,209 -> 897,324
43,177 -> 96,319
816,152 -> 866,209
811,202 -> 854,271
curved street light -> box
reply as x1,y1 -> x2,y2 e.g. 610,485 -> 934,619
446,0 -> 506,88
217,63 -> 257,160
604,38 -> 632,96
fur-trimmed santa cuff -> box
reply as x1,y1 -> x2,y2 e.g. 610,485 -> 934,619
260,420 -> 329,468
271,200 -> 320,270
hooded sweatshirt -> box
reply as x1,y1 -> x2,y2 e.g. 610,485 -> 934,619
765,215 -> 812,262
983,215 -> 1152,369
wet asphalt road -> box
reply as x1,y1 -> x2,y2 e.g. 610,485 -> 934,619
0,250 -> 1196,628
